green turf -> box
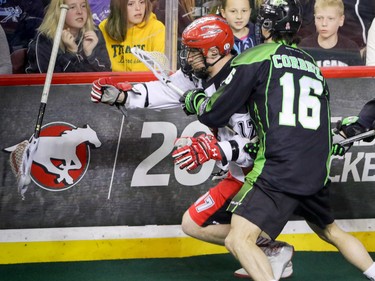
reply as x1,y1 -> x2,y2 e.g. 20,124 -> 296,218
1,252 -> 374,281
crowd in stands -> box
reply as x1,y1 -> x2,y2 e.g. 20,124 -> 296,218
0,0 -> 374,74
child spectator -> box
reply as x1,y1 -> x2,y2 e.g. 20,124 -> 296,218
298,0 -> 375,56
99,0 -> 165,72
299,0 -> 364,67
0,25 -> 12,74
26,0 -> 111,73
88,0 -> 110,25
220,0 -> 257,54
366,18 -> 375,66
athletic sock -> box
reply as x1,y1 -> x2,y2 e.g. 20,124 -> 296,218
363,262 -> 375,280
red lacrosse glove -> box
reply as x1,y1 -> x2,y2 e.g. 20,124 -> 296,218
91,77 -> 133,105
172,134 -> 222,171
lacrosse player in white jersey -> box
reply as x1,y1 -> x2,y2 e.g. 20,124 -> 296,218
90,15 -> 294,279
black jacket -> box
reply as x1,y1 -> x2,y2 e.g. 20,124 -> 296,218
26,29 -> 111,73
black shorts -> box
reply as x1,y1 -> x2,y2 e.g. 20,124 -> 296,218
227,178 -> 334,240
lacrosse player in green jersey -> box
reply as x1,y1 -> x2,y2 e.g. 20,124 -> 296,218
180,0 -> 375,280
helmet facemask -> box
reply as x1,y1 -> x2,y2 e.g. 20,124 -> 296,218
179,46 -> 223,80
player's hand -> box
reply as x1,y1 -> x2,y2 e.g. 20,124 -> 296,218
179,88 -> 207,115
331,116 -> 362,156
244,139 -> 259,159
172,134 -> 222,171
339,116 -> 367,138
91,77 -> 133,105
331,143 -> 346,156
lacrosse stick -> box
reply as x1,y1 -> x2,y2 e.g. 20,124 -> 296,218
130,47 -> 184,96
338,129 -> 375,146
131,47 -> 237,134
9,4 -> 69,199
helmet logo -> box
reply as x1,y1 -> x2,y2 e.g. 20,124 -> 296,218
270,0 -> 288,5
285,22 -> 291,30
224,43 -> 231,51
201,26 -> 221,38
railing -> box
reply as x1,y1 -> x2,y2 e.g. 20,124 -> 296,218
1,66 -> 375,87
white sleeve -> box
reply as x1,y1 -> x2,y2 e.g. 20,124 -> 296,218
125,69 -> 199,110
217,135 -> 254,168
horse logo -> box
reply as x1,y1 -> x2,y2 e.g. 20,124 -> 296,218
4,122 -> 102,192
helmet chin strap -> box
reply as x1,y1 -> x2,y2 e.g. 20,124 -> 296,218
193,53 -> 225,79
205,54 -> 225,68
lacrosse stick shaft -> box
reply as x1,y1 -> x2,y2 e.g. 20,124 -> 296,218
34,4 -> 69,138
165,80 -> 184,96
339,129 -> 375,146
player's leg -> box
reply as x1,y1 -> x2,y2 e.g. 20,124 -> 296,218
225,214 -> 274,281
226,180 -> 297,280
298,184 -> 375,280
181,173 -> 241,245
234,239 -> 294,279
182,173 -> 295,279
308,221 -> 375,280
181,210 -> 230,245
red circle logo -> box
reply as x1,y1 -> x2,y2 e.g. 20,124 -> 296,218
30,122 -> 101,191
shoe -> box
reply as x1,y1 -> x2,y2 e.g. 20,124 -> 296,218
234,261 -> 293,279
233,241 -> 294,280
211,168 -> 228,181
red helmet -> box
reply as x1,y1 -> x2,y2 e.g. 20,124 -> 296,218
181,15 -> 234,57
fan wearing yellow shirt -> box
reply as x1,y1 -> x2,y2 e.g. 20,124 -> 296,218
99,0 -> 165,72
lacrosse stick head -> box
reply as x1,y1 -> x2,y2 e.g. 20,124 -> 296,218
8,137 -> 39,198
131,47 -> 172,80
131,47 -> 184,95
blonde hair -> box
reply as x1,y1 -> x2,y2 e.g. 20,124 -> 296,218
105,0 -> 153,42
38,0 -> 95,40
314,0 -> 344,16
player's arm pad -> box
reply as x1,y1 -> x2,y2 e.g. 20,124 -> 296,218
124,83 -> 149,109
217,135 -> 254,168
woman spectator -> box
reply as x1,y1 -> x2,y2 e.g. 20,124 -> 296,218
26,0 -> 111,73
99,0 -> 165,72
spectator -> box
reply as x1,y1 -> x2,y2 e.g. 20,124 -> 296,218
26,0 -> 111,73
298,0 -> 375,56
0,0 -> 47,53
0,25 -> 12,74
220,0 -> 257,54
299,0 -> 364,67
366,18 -> 375,66
99,0 -> 165,72
88,0 -> 110,25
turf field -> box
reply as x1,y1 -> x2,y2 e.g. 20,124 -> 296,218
1,252 -> 375,281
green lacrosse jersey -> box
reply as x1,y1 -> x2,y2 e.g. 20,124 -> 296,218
198,42 -> 332,195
